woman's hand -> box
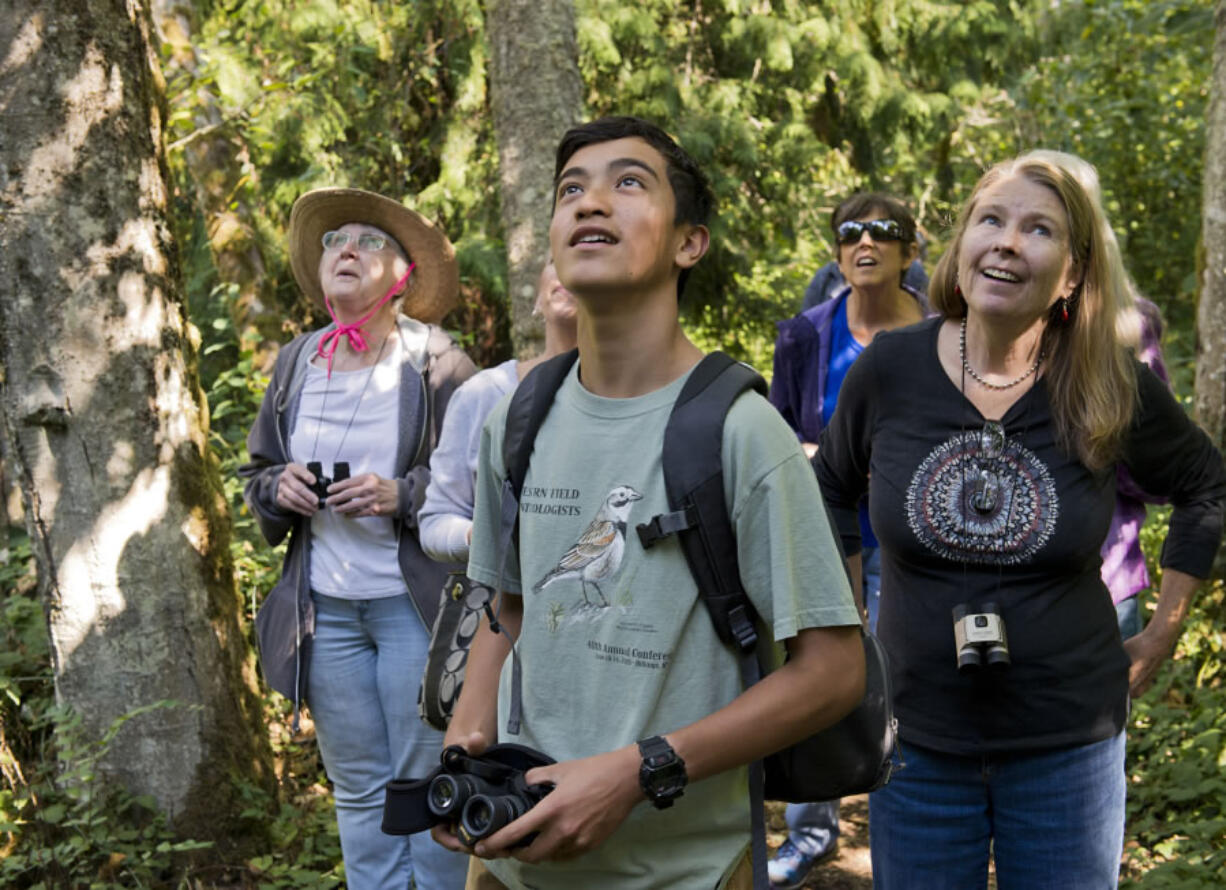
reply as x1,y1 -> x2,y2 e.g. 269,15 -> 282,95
1124,567 -> 1201,697
328,473 -> 400,518
275,463 -> 321,516
1124,624 -> 1178,697
472,745 -> 643,863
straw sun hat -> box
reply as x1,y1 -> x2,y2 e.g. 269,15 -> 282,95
288,188 -> 459,323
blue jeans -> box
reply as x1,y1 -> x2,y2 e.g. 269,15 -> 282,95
862,546 -> 882,632
309,592 -> 468,890
780,547 -> 883,858
1115,595 -> 1142,640
783,798 -> 839,859
869,733 -> 1126,889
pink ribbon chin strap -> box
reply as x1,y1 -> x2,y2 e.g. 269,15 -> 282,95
317,263 -> 416,378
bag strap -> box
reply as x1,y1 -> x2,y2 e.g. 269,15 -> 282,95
505,349 -> 580,508
633,351 -> 771,890
492,349 -> 579,735
636,352 -> 766,652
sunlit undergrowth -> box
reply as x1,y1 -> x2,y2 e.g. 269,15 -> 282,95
0,531 -> 343,889
1123,508 -> 1226,889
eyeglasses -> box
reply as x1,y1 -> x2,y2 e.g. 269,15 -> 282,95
321,230 -> 393,252
836,219 -> 904,245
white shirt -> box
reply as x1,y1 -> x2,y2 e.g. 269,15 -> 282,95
289,338 -> 405,598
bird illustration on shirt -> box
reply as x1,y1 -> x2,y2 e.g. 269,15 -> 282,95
533,485 -> 643,607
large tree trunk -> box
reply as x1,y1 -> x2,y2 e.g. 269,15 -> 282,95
0,0 -> 273,849
486,0 -> 583,357
1198,0 -> 1226,451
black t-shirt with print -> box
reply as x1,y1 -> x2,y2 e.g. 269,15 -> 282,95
816,317 -> 1225,756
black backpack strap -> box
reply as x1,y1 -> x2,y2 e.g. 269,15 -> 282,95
504,349 -> 579,503
634,351 -> 771,890
636,351 -> 768,654
491,349 -> 578,735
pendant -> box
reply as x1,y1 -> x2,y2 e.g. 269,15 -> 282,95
970,467 -> 1000,515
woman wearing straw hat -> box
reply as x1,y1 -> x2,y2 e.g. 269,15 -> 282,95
241,188 -> 475,888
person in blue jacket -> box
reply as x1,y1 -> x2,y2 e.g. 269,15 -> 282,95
767,192 -> 928,888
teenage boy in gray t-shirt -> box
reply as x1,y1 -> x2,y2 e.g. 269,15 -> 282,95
433,116 -> 865,890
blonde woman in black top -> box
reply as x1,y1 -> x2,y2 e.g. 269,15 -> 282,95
816,153 -> 1225,889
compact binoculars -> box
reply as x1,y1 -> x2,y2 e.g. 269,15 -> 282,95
306,460 -> 349,508
952,602 -> 1011,673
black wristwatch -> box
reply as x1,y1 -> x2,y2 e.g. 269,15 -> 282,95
638,735 -> 687,809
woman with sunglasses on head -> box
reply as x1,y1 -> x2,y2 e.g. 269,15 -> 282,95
240,188 -> 475,889
814,155 -> 1225,889
771,194 -> 928,474
766,193 -> 928,888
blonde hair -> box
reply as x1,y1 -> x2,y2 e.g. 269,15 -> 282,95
930,154 -> 1137,470
1022,150 -> 1147,350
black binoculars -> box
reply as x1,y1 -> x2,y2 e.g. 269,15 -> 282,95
306,461 -> 349,508
382,743 -> 555,848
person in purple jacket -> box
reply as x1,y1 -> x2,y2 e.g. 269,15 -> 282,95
766,192 -> 928,888
1027,151 -> 1172,641
1104,296 -> 1169,638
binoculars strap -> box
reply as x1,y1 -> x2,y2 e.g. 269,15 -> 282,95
737,650 -> 770,890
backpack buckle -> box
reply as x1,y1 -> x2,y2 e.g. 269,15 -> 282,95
728,604 -> 758,652
635,506 -> 698,549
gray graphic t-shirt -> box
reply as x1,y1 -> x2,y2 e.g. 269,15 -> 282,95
468,361 -> 859,890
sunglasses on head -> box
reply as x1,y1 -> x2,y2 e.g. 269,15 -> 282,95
836,219 -> 904,245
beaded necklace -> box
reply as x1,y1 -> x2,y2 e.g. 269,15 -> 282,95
960,317 -> 1045,391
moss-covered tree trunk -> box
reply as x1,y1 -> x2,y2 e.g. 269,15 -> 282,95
0,0 -> 273,850
1198,0 -> 1226,451
486,0 -> 583,357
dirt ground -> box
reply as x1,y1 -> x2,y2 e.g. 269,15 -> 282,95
765,797 -> 873,889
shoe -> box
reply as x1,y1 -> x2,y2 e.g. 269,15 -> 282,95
767,838 -> 836,888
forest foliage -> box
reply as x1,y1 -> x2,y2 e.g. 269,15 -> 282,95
0,0 -> 1221,887
165,0 -> 1213,374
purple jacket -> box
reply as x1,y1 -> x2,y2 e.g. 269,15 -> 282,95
769,286 -> 929,444
1102,297 -> 1171,603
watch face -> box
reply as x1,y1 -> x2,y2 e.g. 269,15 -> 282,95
643,757 -> 686,795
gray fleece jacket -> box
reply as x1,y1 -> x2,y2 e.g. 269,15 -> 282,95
239,315 -> 475,714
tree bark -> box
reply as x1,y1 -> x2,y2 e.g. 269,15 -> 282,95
486,0 -> 583,357
0,0 -> 273,849
1198,0 -> 1226,452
